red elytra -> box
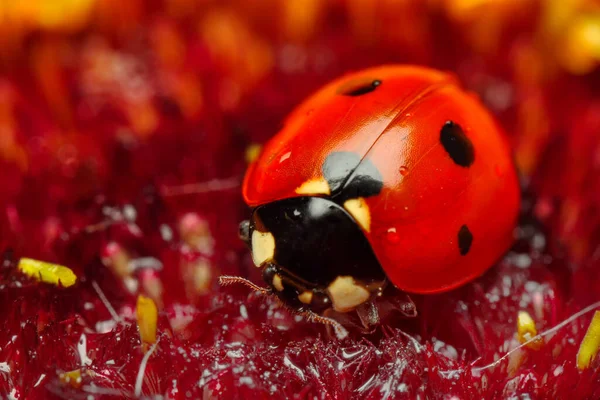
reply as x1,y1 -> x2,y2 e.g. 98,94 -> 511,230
242,65 -> 520,295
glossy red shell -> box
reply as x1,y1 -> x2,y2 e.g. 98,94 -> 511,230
242,65 -> 520,294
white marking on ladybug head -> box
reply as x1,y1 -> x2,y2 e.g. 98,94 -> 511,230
298,291 -> 313,304
343,197 -> 371,232
251,230 -> 276,267
295,177 -> 331,196
272,274 -> 284,291
326,276 -> 370,313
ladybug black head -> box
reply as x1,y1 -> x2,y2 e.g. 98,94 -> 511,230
240,196 -> 388,314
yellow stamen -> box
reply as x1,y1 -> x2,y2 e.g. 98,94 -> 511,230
136,295 -> 158,348
517,310 -> 543,350
17,258 -> 77,288
577,311 -> 600,370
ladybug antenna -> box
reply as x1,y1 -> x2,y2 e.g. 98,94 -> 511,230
302,310 -> 349,340
218,275 -> 271,296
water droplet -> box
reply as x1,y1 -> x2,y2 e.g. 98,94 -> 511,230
399,166 -> 409,176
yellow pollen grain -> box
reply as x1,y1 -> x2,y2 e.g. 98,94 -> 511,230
577,311 -> 600,370
272,274 -> 284,292
298,291 -> 313,304
295,178 -> 330,196
17,258 -> 77,288
343,197 -> 371,232
136,295 -> 158,348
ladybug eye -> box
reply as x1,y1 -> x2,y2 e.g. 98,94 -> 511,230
440,121 -> 475,167
238,220 -> 250,244
338,79 -> 382,96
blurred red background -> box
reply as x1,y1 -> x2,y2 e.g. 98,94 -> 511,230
1,1 -> 600,398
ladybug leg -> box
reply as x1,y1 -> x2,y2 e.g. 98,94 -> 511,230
318,307 -> 377,336
302,309 -> 349,340
356,300 -> 380,330
392,292 -> 417,317
218,275 -> 271,295
377,289 -> 418,318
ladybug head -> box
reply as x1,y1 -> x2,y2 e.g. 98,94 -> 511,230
238,196 -> 388,314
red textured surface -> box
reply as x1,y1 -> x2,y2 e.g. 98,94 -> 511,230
1,1 -> 600,399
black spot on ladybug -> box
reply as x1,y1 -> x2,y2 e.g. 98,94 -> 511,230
440,121 -> 475,167
339,79 -> 382,96
322,152 -> 384,201
458,224 -> 473,256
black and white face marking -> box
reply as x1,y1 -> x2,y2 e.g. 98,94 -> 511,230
246,151 -> 389,313
249,196 -> 387,313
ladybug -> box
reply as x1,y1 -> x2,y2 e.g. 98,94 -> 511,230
224,65 -> 520,331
